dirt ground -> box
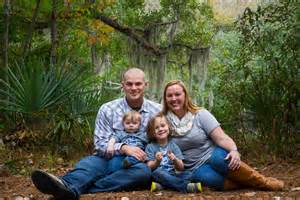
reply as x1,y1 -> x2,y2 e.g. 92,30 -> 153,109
1,161 -> 300,200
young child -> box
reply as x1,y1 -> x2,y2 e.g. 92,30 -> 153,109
146,113 -> 202,193
106,111 -> 147,171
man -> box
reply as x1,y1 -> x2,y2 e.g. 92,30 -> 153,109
31,68 -> 161,200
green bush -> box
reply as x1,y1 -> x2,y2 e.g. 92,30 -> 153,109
0,59 -> 100,151
210,1 -> 299,158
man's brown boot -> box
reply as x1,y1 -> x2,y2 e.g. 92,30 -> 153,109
227,162 -> 284,191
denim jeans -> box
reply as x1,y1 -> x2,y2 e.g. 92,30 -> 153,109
123,156 -> 140,166
61,154 -> 151,197
107,155 -> 141,174
151,167 -> 192,192
88,162 -> 151,193
107,155 -> 124,174
61,155 -> 108,197
191,146 -> 229,190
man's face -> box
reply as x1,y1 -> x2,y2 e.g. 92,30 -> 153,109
121,72 -> 147,103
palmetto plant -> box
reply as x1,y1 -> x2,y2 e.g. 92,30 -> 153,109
0,60 -> 93,114
0,60 -> 98,148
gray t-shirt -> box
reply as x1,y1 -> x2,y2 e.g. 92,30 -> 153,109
172,109 -> 220,171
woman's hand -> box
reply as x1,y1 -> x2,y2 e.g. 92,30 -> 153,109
225,150 -> 241,170
210,127 -> 241,170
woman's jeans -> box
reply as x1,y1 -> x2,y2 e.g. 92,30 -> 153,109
152,168 -> 192,192
60,155 -> 151,198
191,146 -> 229,190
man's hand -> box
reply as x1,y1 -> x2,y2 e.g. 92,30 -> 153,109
121,145 -> 146,161
106,144 -> 115,159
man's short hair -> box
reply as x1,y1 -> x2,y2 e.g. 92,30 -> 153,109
122,68 -> 145,81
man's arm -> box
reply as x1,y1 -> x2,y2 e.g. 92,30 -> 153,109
94,106 -> 114,156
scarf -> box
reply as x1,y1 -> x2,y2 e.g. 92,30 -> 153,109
166,111 -> 195,136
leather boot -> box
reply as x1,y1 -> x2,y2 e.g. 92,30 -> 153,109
223,179 -> 242,190
227,161 -> 284,191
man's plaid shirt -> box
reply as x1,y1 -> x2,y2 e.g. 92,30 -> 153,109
93,97 -> 161,157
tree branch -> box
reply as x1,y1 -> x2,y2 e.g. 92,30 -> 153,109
92,10 -> 164,56
166,43 -> 210,51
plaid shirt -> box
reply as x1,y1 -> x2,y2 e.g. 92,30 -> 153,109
94,97 -> 161,157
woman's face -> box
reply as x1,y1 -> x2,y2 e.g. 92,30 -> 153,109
165,84 -> 186,117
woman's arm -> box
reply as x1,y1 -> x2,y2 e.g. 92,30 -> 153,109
210,127 -> 241,170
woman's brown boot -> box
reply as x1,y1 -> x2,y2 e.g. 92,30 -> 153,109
223,179 -> 242,190
227,162 -> 284,191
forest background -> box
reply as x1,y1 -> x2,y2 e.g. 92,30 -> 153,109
0,0 -> 299,176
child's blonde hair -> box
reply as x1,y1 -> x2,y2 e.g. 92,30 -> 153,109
146,112 -> 170,142
122,111 -> 141,124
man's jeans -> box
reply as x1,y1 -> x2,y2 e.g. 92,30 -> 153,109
107,155 -> 141,174
151,168 -> 192,192
191,146 -> 229,190
61,155 -> 151,197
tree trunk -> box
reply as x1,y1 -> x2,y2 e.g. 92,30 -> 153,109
23,0 -> 41,58
50,0 -> 57,66
3,0 -> 10,69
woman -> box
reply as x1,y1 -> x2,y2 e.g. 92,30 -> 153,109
162,80 -> 284,191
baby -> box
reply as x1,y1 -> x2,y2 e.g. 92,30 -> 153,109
107,111 -> 147,170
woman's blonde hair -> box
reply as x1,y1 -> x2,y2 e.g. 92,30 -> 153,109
146,112 -> 170,142
162,80 -> 200,115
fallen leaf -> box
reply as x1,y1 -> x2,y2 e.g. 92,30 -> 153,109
243,192 -> 256,197
291,187 -> 300,191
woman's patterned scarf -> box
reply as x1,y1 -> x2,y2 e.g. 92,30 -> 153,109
166,111 -> 195,136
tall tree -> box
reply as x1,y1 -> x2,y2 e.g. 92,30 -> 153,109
50,0 -> 57,65
22,0 -> 42,58
90,0 -> 215,99
3,0 -> 10,70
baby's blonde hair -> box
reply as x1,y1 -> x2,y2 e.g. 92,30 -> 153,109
122,111 -> 141,124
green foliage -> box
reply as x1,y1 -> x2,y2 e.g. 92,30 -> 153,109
210,1 -> 299,156
0,59 -> 100,150
0,59 -> 93,114
236,1 -> 298,136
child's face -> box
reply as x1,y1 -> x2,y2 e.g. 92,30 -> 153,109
123,118 -> 140,133
154,117 -> 169,140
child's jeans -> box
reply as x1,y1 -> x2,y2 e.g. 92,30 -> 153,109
151,167 -> 192,192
